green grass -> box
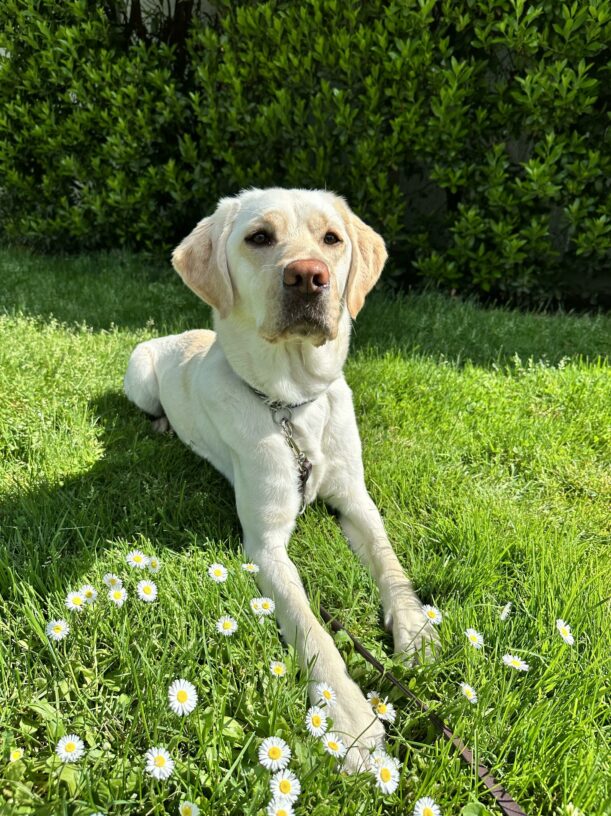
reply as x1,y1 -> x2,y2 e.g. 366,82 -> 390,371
1,247 -> 610,816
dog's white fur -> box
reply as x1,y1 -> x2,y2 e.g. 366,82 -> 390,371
124,188 -> 435,771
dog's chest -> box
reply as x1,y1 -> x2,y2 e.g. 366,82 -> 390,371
289,403 -> 329,504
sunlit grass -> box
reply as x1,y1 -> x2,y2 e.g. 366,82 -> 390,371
1,248 -> 610,815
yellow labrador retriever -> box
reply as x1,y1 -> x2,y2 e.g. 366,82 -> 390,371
124,188 -> 435,771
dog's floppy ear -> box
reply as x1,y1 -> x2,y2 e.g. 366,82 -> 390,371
172,197 -> 240,319
335,198 -> 388,319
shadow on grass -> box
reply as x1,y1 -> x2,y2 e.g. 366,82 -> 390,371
3,247 -> 610,367
0,391 -> 238,593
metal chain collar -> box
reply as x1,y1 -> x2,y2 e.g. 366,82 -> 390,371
270,404 -> 313,514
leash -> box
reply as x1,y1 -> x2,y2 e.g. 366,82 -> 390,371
319,605 -> 527,816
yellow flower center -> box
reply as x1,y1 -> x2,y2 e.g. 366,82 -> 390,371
53,625 -> 63,634
262,602 -> 270,609
143,585 -> 152,594
427,609 -> 436,618
279,780 -> 291,794
151,560 -> 158,568
177,690 -> 188,703
182,807 -> 192,816
73,596 -> 82,606
323,690 -> 331,699
466,689 -> 473,698
380,767 -> 391,782
214,569 -> 222,576
154,755 -> 166,767
561,627 -> 568,636
65,742 -> 76,753
377,703 -> 387,714
423,809 -> 434,816
85,590 -> 92,597
113,590 -> 122,600
328,741 -> 338,751
134,555 -> 142,563
274,666 -> 283,674
110,578 -> 118,586
222,621 -> 232,630
10,750 -> 22,761
469,633 -> 477,641
511,659 -> 520,667
277,810 -> 288,816
312,714 -> 321,727
268,746 -> 282,760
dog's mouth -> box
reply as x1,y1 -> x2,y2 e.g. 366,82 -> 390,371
261,290 -> 337,345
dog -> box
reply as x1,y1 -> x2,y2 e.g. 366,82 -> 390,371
124,188 -> 436,771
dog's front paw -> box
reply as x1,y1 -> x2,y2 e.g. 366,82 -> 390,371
384,589 -> 440,661
312,678 -> 385,774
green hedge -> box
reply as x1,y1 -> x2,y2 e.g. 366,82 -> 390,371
1,0 -> 610,304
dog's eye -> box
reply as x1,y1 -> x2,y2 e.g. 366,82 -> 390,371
323,232 -> 341,245
246,230 -> 273,246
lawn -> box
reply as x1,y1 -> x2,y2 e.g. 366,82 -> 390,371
1,247 -> 610,816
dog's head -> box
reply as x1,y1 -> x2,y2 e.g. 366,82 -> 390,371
172,188 -> 387,345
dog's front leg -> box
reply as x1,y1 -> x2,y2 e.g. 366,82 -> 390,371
232,454 -> 385,772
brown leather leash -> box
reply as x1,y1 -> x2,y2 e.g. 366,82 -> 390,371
319,606 -> 527,816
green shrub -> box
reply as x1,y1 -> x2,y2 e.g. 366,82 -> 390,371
1,0 -> 610,304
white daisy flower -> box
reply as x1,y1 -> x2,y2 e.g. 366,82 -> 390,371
260,597 -> 275,615
367,691 -> 383,708
305,705 -> 328,737
148,556 -> 162,574
208,563 -> 228,583
55,734 -> 85,762
321,732 -> 346,758
242,562 -> 260,574
465,628 -> 484,649
179,801 -> 200,816
315,682 -> 336,707
270,769 -> 301,803
373,754 -> 400,794
556,619 -> 574,646
126,549 -> 149,569
270,661 -> 287,677
500,602 -> 512,621
422,605 -> 443,625
103,573 -> 122,589
137,579 -> 158,602
374,698 -> 397,723
65,591 -> 86,612
369,748 -> 390,768
414,796 -> 441,816
80,584 -> 98,604
108,586 -> 127,607
9,748 -> 24,762
503,653 -> 529,671
144,745 -> 174,780
459,682 -> 478,703
46,619 -> 70,641
168,679 -> 198,716
267,801 -> 294,816
250,598 -> 262,614
258,736 -> 291,771
216,615 -> 238,636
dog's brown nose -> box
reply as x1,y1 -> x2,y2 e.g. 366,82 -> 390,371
283,259 -> 330,295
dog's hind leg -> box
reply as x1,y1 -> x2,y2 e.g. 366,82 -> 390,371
124,341 -> 167,425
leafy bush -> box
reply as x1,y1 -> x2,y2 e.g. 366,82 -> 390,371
1,0 -> 610,304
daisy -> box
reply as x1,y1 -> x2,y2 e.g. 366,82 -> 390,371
267,802 -> 294,816
137,579 -> 158,602
270,769 -> 301,803
250,598 -> 262,615
369,748 -> 390,768
374,698 -> 397,723
305,705 -> 328,737
500,602 -> 512,621
258,736 -> 291,771
503,654 -> 529,672
65,591 -> 86,613
422,605 -> 443,625
372,754 -> 400,794
46,619 -> 70,641
216,615 -> 238,636
9,748 -> 24,762
208,563 -> 228,583
126,549 -> 149,569
321,732 -> 346,759
242,562 -> 260,574
414,796 -> 441,816
179,802 -> 200,816
103,573 -> 122,589
260,597 -> 275,615
315,682 -> 336,707
80,584 -> 98,604
459,682 -> 478,704
144,746 -> 174,780
556,619 -> 574,646
367,691 -> 383,708
168,679 -> 198,716
148,556 -> 162,574
465,628 -> 484,649
270,661 -> 287,677
108,586 -> 127,607
56,734 -> 85,762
